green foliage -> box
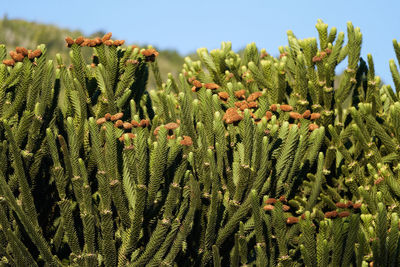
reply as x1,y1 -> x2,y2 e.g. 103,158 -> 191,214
2,19 -> 400,267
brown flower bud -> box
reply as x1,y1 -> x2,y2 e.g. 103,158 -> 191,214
16,47 -> 28,56
239,102 -> 249,111
12,53 -> 24,62
310,113 -> 321,120
139,119 -> 150,127
102,32 -> 112,42
282,205 -> 290,211
114,120 -> 123,128
302,110 -> 311,119
204,83 -> 219,90
164,122 -> 179,130
279,104 -> 293,112
223,107 -> 243,124
123,122 -> 133,129
104,113 -> 112,120
248,101 -> 258,108
247,91 -> 262,102
180,136 -> 193,146
141,48 -> 159,62
270,104 -> 277,112
96,117 -> 107,125
263,204 -> 274,211
65,36 -> 74,47
324,211 -> 338,219
2,59 -> 15,66
114,40 -> 125,46
234,89 -> 246,99
95,37 -> 102,45
289,112 -> 302,120
312,55 -> 322,63
32,49 -> 42,58
265,111 -> 273,121
279,195 -> 287,203
111,112 -> 124,121
104,40 -> 113,46
286,216 -> 299,224
131,120 -> 140,127
218,91 -> 229,101
265,198 -> 277,204
192,80 -> 202,89
352,202 -> 362,209
309,124 -> 319,131
75,36 -> 85,45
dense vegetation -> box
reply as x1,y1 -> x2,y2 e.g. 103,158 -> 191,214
0,16 -> 185,89
1,18 -> 400,267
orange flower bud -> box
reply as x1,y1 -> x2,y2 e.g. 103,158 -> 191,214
111,112 -> 124,121
75,36 -> 85,45
114,120 -> 123,128
218,91 -> 229,101
310,113 -> 321,120
309,124 -> 319,131
289,112 -> 302,120
104,113 -> 112,120
204,83 -> 219,90
102,32 -> 112,42
265,198 -> 276,204
180,136 -> 193,146
96,117 -> 107,125
234,89 -> 246,99
263,204 -> 274,211
270,104 -> 277,112
123,122 -> 133,129
286,216 -> 299,224
247,91 -> 262,102
324,211 -> 338,218
302,110 -> 311,119
279,104 -> 293,112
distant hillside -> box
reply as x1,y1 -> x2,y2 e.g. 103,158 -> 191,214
0,16 -> 185,89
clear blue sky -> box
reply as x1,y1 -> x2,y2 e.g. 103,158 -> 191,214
2,0 -> 400,86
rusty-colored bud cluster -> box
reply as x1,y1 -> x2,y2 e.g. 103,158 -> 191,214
141,48 -> 159,62
247,91 -> 262,102
4,47 -> 42,66
324,211 -> 338,219
310,113 -> 321,120
308,124 -> 319,131
286,216 -> 299,225
191,79 -> 203,92
180,136 -> 193,146
279,104 -> 293,112
111,112 -> 124,121
118,133 -> 136,142
65,33 -> 124,48
234,89 -> 246,100
204,83 -> 220,90
218,91 -> 229,101
302,110 -> 311,119
223,108 -> 243,124
289,112 -> 302,120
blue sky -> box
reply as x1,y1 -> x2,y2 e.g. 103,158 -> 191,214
2,0 -> 400,86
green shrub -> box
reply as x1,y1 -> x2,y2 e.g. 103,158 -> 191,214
1,20 -> 400,266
